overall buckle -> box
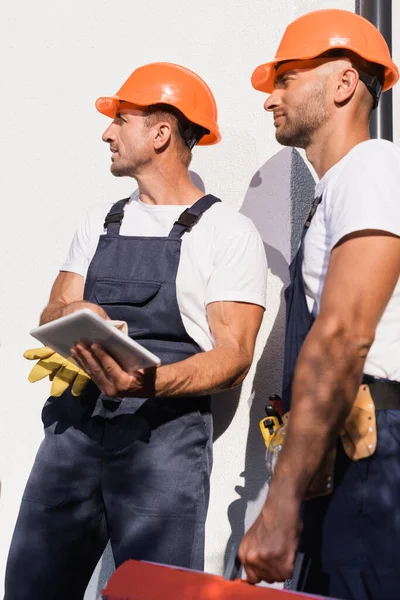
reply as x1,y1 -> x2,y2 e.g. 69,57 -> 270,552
174,209 -> 202,232
103,211 -> 125,228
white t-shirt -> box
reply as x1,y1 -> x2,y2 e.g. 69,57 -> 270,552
303,139 -> 400,381
61,192 -> 268,352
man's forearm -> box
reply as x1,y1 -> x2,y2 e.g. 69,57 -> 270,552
72,301 -> 264,400
40,301 -> 109,325
152,345 -> 251,398
267,319 -> 371,504
40,302 -> 69,325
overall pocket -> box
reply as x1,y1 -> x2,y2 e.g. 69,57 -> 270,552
93,278 -> 161,307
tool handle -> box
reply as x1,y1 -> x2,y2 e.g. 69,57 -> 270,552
223,544 -> 242,580
289,552 -> 311,591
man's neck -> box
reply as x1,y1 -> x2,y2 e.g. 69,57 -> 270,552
134,162 -> 204,206
305,119 -> 370,179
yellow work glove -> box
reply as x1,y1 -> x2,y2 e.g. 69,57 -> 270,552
24,347 -> 91,397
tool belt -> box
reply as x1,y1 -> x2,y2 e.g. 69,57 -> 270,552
260,377 -> 400,501
310,378 -> 400,499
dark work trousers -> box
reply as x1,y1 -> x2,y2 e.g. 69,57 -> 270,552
300,408 -> 400,600
282,197 -> 400,600
5,194 -> 221,600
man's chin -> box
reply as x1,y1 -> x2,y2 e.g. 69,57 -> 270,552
275,130 -> 296,147
110,165 -> 129,177
275,130 -> 308,149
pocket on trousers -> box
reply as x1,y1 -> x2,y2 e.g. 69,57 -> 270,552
22,426 -> 71,507
126,410 -> 212,518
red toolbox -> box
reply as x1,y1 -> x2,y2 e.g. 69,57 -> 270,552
101,559 -> 329,599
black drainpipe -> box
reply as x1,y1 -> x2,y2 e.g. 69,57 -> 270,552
355,0 -> 393,140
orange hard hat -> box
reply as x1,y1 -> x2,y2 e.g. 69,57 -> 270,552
96,62 -> 221,146
252,9 -> 399,96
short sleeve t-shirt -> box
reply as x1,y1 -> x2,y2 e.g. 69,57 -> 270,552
303,139 -> 400,381
61,192 -> 268,352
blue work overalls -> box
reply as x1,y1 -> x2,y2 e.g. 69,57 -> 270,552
5,194 -> 220,600
283,197 -> 400,600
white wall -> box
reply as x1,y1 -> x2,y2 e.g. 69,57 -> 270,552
1,0 -> 398,597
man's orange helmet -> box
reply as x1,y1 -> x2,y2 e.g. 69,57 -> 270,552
96,62 -> 221,148
252,9 -> 399,106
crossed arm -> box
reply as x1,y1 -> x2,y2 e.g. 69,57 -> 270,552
239,230 -> 400,584
41,271 -> 264,397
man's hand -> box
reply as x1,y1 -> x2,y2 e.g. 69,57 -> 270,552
71,343 -> 155,398
238,499 -> 301,584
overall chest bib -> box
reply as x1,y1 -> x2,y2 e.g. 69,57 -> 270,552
82,193 -> 221,417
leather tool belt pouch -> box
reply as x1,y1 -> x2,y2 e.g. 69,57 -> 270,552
283,384 -> 377,501
304,444 -> 336,501
306,385 -> 376,499
339,383 -> 376,460
279,413 -> 336,501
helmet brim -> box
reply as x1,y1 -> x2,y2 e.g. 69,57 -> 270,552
252,47 -> 399,94
95,95 -> 221,146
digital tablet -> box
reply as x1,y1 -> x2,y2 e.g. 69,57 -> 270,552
30,308 -> 161,372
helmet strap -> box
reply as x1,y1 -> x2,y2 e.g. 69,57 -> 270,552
179,123 -> 210,149
316,50 -> 384,109
356,69 -> 383,109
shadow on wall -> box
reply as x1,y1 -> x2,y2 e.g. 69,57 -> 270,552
189,170 -> 206,193
190,168 -> 243,442
223,147 -> 315,567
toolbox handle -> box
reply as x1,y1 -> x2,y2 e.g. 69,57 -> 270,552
289,552 -> 311,592
223,543 -> 242,580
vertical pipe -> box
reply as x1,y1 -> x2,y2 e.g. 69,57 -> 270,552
356,0 -> 393,140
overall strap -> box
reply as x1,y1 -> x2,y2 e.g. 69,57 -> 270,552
301,195 -> 322,242
168,194 -> 222,239
103,197 -> 131,234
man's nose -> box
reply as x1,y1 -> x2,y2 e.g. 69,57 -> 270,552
102,123 -> 115,143
264,91 -> 281,112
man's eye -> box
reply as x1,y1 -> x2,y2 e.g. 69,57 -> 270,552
274,74 -> 293,88
284,76 -> 295,87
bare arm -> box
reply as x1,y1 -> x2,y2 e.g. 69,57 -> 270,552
270,231 -> 400,503
72,301 -> 264,397
40,271 -> 109,324
239,231 -> 400,583
154,300 -> 264,396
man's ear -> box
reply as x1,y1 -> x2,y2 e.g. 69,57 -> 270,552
153,122 -> 172,151
334,66 -> 359,105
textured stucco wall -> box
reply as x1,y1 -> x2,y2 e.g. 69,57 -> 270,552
2,0 -> 397,597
